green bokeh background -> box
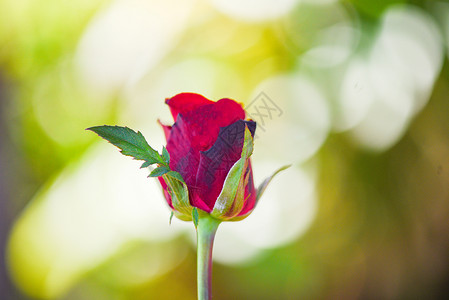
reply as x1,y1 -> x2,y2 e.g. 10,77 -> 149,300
1,0 -> 448,299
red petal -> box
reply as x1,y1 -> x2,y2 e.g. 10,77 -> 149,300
179,98 -> 246,152
165,93 -> 214,122
158,177 -> 174,209
193,120 -> 256,211
166,116 -> 201,190
157,119 -> 172,141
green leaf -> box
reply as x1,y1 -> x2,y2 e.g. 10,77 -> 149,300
140,161 -> 151,169
87,125 -> 162,165
162,146 -> 170,165
211,125 -> 254,220
192,207 -> 199,229
149,166 -> 170,177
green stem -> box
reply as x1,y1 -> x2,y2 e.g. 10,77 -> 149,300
196,215 -> 221,300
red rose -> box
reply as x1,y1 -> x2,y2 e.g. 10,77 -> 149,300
158,93 -> 257,221
87,93 -> 289,300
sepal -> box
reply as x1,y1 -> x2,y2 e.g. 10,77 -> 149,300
192,207 -> 199,228
229,164 -> 291,221
255,164 -> 291,203
162,171 -> 193,220
211,125 -> 254,220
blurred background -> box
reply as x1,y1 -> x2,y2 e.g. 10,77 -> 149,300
1,0 -> 449,299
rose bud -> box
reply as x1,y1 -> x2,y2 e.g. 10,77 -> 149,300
158,93 -> 261,222
87,92 -> 289,299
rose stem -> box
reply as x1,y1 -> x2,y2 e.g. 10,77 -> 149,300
196,215 -> 221,300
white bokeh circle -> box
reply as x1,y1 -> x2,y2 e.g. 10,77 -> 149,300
248,74 -> 330,165
210,0 -> 300,22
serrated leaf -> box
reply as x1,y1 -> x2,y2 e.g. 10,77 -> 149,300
211,125 -> 254,220
149,166 -> 170,177
192,207 -> 199,229
141,161 -> 151,169
162,146 -> 170,165
87,125 -> 163,164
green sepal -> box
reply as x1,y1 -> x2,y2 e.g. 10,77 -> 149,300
172,210 -> 193,221
149,166 -> 170,177
230,164 -> 291,221
192,207 -> 199,229
256,164 -> 291,203
162,171 -> 193,219
211,125 -> 254,220
169,211 -> 174,225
